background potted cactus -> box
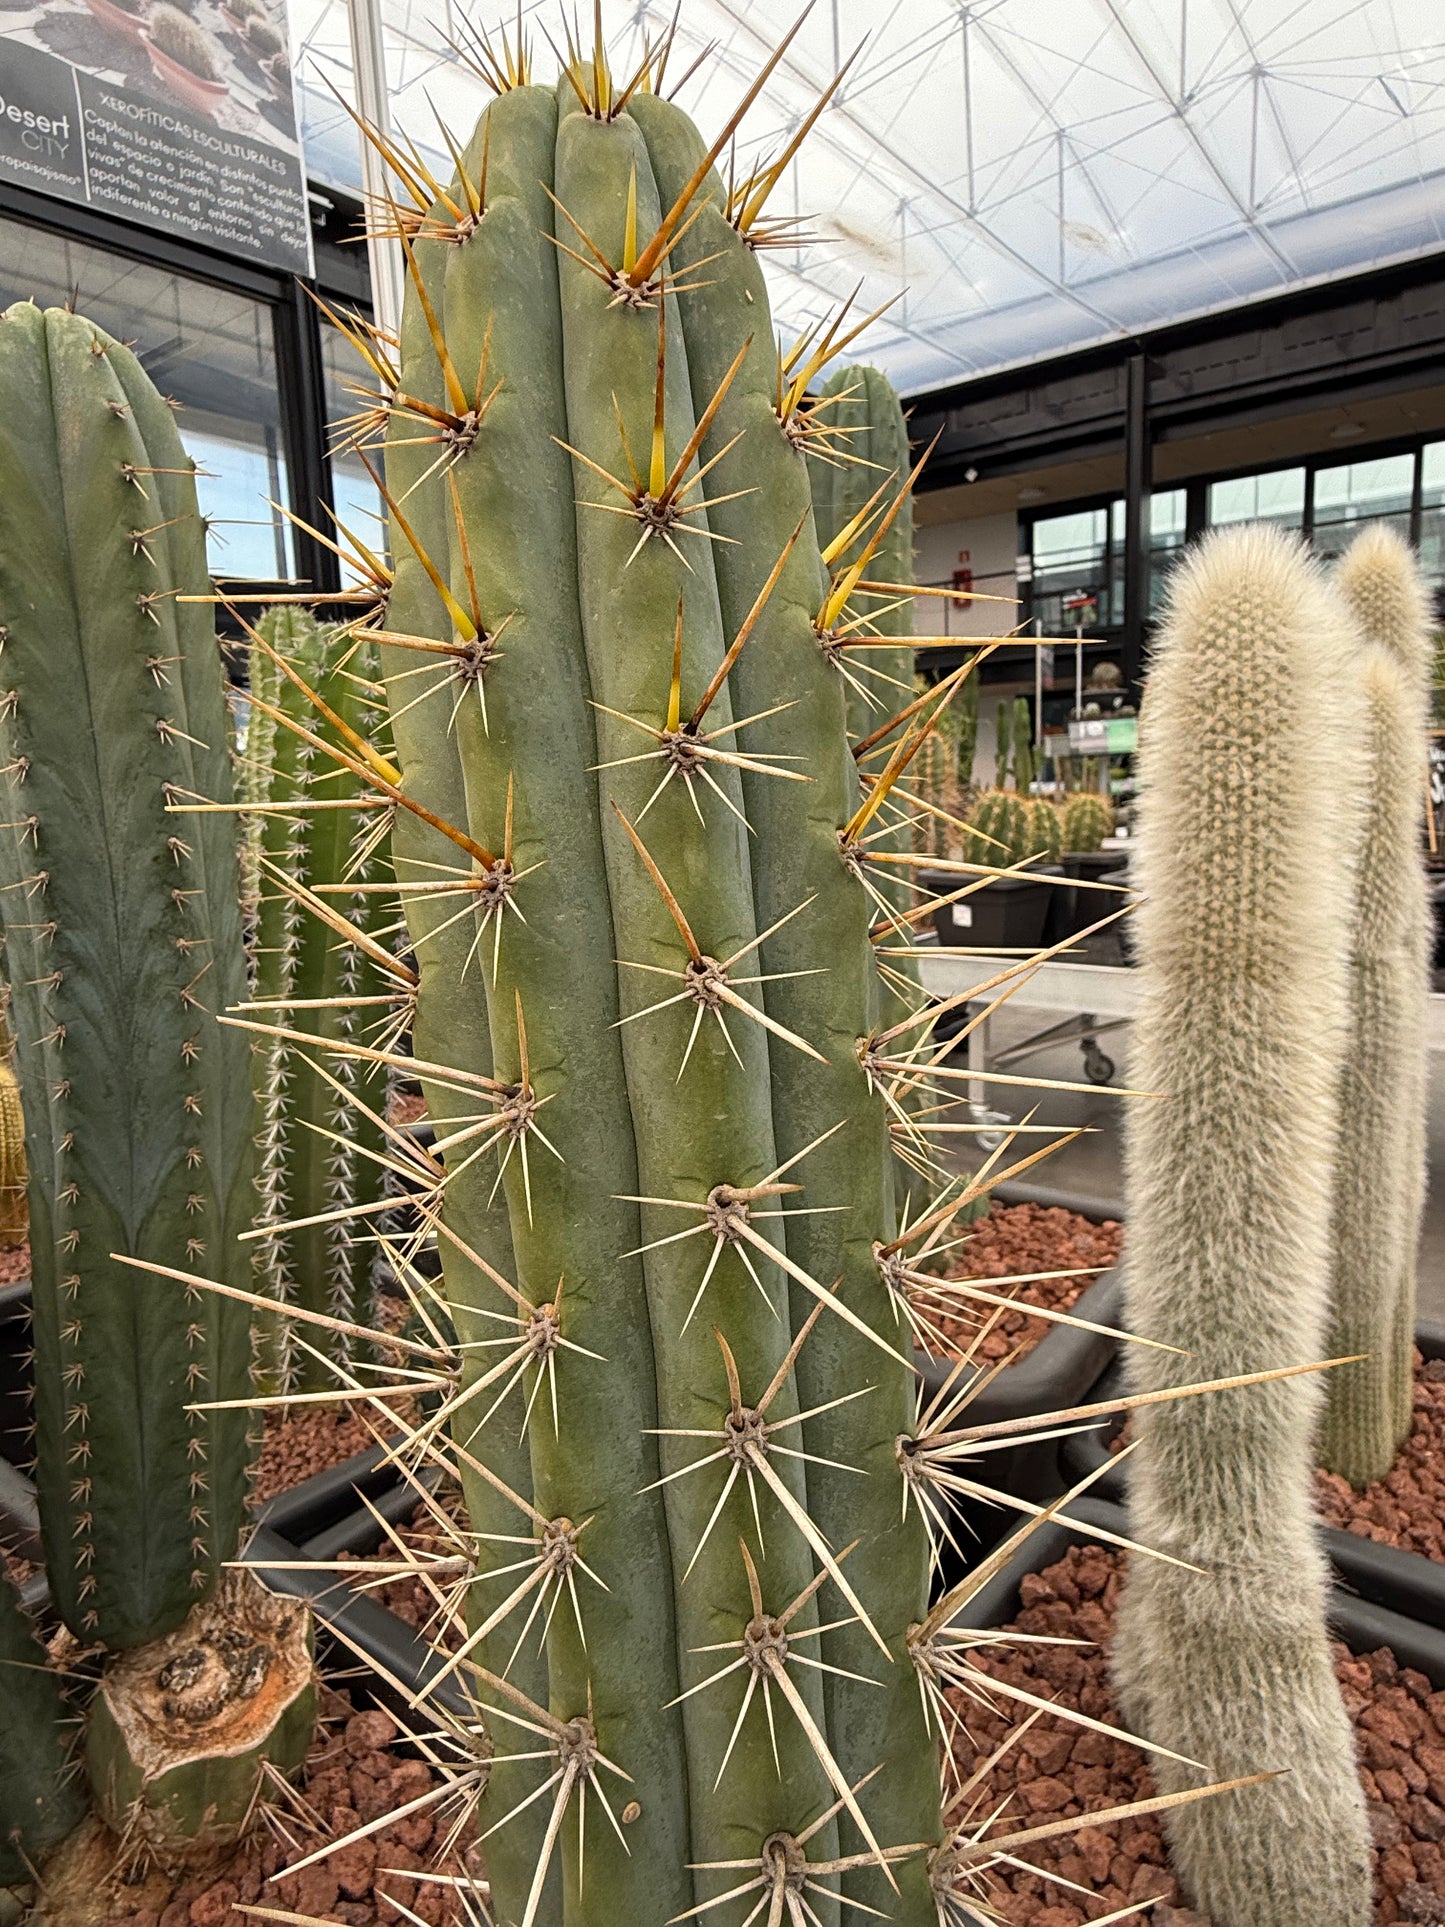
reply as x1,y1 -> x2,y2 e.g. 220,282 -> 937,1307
144,5 -> 229,114
0,300 -> 315,1880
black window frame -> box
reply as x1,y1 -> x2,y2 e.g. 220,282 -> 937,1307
0,173 -> 375,607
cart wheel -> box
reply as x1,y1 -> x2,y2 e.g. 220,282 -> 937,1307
1082,1044 -> 1115,1085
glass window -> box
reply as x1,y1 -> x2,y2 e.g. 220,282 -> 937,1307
321,321 -> 389,585
1311,453 -> 1414,563
1029,505 -> 1113,633
1147,488 -> 1187,612
0,218 -> 293,581
1419,443 -> 1445,590
1207,467 -> 1306,530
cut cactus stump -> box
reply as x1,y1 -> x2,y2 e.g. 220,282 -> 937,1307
86,1573 -> 314,1857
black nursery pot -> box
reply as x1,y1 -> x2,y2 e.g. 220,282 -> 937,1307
950,1495 -> 1445,1691
917,1271 -> 1132,1526
1041,850 -> 1128,947
0,1279 -> 31,1469
1058,1320 -> 1445,1636
246,1478 -> 466,1723
918,868 -> 1058,952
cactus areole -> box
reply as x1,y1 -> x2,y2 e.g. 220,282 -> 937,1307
362,54 -> 951,1927
0,302 -> 311,1866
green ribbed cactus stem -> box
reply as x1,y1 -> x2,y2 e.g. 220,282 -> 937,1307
993,697 -> 1011,786
633,88 -> 937,1916
908,715 -> 955,857
1112,524 -> 1372,1926
1012,697 -> 1034,793
961,787 -> 1028,866
1060,791 -> 1113,854
1320,524 -> 1432,1483
0,300 -> 310,1853
1022,795 -> 1061,862
0,1573 -> 83,1878
245,605 -> 393,1390
806,363 -> 920,995
807,364 -> 916,743
379,194 -> 555,1909
367,60 -> 940,1925
953,665 -> 978,793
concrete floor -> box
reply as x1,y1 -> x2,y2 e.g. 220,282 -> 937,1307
961,1003 -> 1445,1326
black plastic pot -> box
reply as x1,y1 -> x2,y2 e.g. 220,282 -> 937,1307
950,1495 -> 1445,1690
0,1280 -> 30,1469
255,1440 -> 438,1560
1042,850 -> 1128,947
916,1271 -> 1125,1536
246,1474 -> 468,1723
919,868 -> 1058,951
246,1523 -> 471,1722
1059,1321 -> 1445,1636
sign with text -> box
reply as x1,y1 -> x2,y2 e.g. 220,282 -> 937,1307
0,0 -> 310,275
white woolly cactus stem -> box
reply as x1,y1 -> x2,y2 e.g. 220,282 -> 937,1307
1112,524 -> 1372,1927
1322,523 -> 1432,1481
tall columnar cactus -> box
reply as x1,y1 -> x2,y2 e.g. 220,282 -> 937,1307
1012,695 -> 1034,792
807,363 -> 916,739
1320,524 -> 1432,1483
244,604 -> 394,1388
360,59 -> 949,1927
0,300 -> 311,1855
1112,524 -> 1372,1926
909,680 -> 956,857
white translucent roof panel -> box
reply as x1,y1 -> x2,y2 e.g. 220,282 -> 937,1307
289,0 -> 1445,395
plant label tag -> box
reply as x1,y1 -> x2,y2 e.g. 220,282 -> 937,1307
951,904 -> 973,929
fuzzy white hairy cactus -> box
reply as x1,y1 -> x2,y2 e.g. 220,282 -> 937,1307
1112,524 -> 1372,1927
1321,524 -> 1432,1481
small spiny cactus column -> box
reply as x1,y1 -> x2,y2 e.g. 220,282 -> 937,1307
807,362 -> 920,975
244,605 -> 393,1388
0,1572 -> 83,1877
1111,524 -> 1372,1927
0,299 -> 311,1857
1320,523 -> 1433,1482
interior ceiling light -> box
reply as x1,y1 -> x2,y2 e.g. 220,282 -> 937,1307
1018,486 -> 1047,503
1329,422 -> 1366,442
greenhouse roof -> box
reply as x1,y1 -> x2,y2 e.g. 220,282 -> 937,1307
290,0 -> 1445,395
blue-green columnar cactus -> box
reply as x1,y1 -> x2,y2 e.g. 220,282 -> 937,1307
231,23 -> 1308,1927
0,300 -> 312,1859
244,604 -> 395,1389
349,51 -> 954,1927
1320,524 -> 1432,1485
1112,524 -> 1372,1925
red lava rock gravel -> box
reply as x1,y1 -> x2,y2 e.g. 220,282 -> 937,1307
1317,1354 -> 1445,1566
250,1406 -> 402,1505
0,1238 -> 28,1284
956,1544 -> 1445,1924
931,1202 -> 1123,1364
107,1686 -> 479,1927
